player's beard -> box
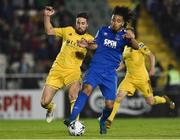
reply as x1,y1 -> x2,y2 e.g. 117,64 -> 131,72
75,27 -> 87,35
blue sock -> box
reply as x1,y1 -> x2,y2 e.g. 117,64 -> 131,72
70,91 -> 88,121
100,107 -> 112,124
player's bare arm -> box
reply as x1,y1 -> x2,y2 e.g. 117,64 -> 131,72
44,6 -> 55,35
147,52 -> 155,76
77,38 -> 97,50
116,61 -> 126,72
123,30 -> 139,50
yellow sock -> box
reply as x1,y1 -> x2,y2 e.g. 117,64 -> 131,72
153,96 -> 166,105
108,100 -> 121,122
71,100 -> 80,120
45,103 -> 53,111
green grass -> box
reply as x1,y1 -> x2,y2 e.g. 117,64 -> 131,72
0,118 -> 180,139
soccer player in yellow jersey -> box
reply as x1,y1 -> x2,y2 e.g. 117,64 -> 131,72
41,6 -> 94,123
106,28 -> 175,128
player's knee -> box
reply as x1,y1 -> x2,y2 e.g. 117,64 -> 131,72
82,84 -> 93,96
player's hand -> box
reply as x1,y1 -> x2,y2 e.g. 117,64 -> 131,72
123,30 -> 135,40
87,40 -> 94,45
149,67 -> 155,76
123,33 -> 132,40
44,6 -> 55,16
77,38 -> 89,48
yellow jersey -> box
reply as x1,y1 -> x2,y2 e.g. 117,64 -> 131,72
53,26 -> 94,69
123,43 -> 151,80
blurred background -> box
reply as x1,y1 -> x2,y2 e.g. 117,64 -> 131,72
0,0 -> 180,120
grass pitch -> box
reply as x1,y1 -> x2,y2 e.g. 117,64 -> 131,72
0,118 -> 180,139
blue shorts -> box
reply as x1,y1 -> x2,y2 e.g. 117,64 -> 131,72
83,68 -> 117,100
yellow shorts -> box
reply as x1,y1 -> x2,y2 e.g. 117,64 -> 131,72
118,76 -> 153,98
45,65 -> 81,89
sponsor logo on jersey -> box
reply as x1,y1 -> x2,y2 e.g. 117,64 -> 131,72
104,39 -> 117,48
66,39 -> 76,47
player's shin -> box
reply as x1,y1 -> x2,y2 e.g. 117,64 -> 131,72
108,100 -> 120,122
100,107 -> 113,124
69,91 -> 88,121
70,100 -> 80,120
99,106 -> 113,134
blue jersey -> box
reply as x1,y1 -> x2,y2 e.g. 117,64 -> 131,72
90,26 -> 130,71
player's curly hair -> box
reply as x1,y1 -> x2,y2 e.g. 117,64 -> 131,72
112,6 -> 134,27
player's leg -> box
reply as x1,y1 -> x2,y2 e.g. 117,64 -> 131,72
41,85 -> 58,123
107,78 -> 135,128
69,84 -> 93,121
99,73 -> 118,134
99,99 -> 114,134
107,90 -> 127,127
138,80 -> 175,109
67,81 -> 81,120
41,67 -> 63,123
64,69 -> 82,120
138,80 -> 165,105
64,69 -> 99,125
64,84 -> 94,126
145,95 -> 165,105
146,95 -> 175,109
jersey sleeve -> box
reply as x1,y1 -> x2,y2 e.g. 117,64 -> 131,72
93,27 -> 103,45
86,34 -> 94,41
53,27 -> 66,37
138,42 -> 151,55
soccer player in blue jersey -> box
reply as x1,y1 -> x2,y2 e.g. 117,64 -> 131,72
64,6 -> 139,134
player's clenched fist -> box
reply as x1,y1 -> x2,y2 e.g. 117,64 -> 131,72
44,6 -> 55,16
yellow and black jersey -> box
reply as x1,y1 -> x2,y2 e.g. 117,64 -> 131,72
53,26 -> 94,69
123,42 -> 151,80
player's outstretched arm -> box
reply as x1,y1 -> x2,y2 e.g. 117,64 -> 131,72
77,38 -> 97,50
44,6 -> 55,35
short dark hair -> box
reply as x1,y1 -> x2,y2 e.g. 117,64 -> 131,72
112,6 -> 134,27
76,12 -> 88,21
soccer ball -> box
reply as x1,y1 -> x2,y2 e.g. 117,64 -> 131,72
68,120 -> 85,136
